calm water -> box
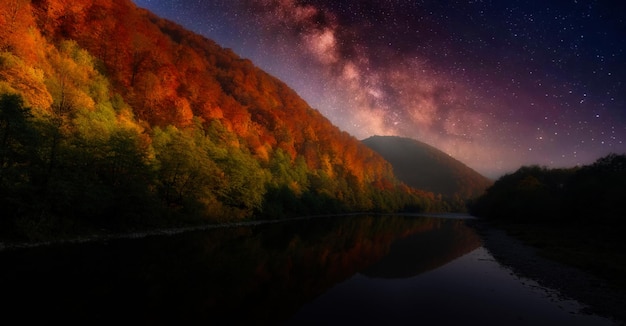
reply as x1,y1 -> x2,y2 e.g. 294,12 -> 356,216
0,215 -> 615,325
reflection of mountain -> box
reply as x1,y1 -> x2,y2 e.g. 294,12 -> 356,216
0,216 -> 480,324
361,219 -> 482,279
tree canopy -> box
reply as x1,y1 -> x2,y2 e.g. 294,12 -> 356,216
469,154 -> 626,227
0,0 -> 446,240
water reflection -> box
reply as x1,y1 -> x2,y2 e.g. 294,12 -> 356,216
0,215 -> 615,325
289,247 -> 613,325
362,217 -> 480,279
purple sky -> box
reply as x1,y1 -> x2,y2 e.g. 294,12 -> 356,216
132,0 -> 626,178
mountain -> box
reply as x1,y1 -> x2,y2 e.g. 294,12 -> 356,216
0,0 -> 446,239
363,136 -> 492,210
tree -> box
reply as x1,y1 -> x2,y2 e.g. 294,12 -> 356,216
209,139 -> 268,218
0,0 -> 33,55
0,52 -> 53,110
129,33 -> 152,87
152,125 -> 220,211
0,93 -> 35,190
0,93 -> 41,232
566,154 -> 626,225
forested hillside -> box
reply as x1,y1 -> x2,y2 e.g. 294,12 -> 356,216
363,136 -> 492,211
469,154 -> 626,225
468,154 -> 626,292
0,0 -> 444,240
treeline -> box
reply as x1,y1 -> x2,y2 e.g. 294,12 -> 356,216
468,154 -> 626,227
0,87 -> 436,241
0,0 -> 444,240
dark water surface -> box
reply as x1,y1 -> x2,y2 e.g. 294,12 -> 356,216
0,215 -> 615,325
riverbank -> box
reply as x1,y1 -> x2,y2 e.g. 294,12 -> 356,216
4,212 -> 624,323
0,212 -> 385,251
468,219 -> 626,324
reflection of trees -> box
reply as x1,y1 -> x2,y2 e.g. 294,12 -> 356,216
361,219 -> 481,279
0,216 -> 481,324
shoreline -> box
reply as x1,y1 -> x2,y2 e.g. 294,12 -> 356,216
0,214 -> 324,252
467,219 -> 626,324
0,212 -> 472,252
3,213 -> 624,323
0,212 -> 419,252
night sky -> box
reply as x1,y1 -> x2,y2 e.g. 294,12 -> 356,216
132,0 -> 626,178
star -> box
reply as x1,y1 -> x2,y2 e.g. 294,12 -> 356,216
133,0 -> 626,178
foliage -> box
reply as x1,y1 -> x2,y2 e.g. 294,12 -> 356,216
469,155 -> 626,227
0,94 -> 38,230
565,154 -> 626,224
472,157 -> 626,298
0,0 -> 446,240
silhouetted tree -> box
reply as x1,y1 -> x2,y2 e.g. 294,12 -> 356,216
0,93 -> 39,227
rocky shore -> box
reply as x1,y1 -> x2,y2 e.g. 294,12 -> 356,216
468,219 -> 626,325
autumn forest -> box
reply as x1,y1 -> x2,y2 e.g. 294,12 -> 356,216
0,0 -> 456,240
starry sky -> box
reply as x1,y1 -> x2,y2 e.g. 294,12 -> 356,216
132,0 -> 626,178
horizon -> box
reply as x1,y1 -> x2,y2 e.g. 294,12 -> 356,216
133,0 -> 626,178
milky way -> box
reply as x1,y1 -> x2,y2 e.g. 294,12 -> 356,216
133,0 -> 626,178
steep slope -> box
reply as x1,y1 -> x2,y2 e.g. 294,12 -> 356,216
0,0 -> 445,239
40,0 -> 396,182
363,136 -> 492,210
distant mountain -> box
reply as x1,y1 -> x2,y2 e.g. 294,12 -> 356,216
363,136 -> 492,209
0,0 -> 447,238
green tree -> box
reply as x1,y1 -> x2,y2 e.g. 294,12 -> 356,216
0,93 -> 32,186
212,142 -> 268,217
0,93 -> 38,230
152,125 -> 221,214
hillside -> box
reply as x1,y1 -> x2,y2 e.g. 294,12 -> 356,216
363,136 -> 492,210
469,154 -> 626,223
0,0 -> 446,240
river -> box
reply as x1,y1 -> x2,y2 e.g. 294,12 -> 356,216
0,215 -> 616,325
